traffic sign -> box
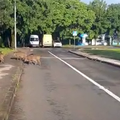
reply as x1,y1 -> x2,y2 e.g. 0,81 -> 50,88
73,31 -> 77,36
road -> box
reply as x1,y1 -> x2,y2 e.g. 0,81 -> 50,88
9,48 -> 120,120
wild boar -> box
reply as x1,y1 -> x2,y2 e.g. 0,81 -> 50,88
24,54 -> 41,65
0,52 -> 4,63
24,54 -> 33,64
13,51 -> 27,60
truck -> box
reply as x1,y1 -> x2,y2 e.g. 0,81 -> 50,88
42,34 -> 53,47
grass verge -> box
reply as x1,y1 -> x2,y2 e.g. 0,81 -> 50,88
0,48 -> 14,55
83,49 -> 120,60
62,45 -> 74,48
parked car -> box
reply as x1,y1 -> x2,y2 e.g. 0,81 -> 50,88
95,40 -> 102,45
102,41 -> 107,46
53,40 -> 62,47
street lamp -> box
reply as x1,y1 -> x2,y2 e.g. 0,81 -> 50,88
14,0 -> 17,49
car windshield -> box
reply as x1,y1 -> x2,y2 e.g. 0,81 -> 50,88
97,40 -> 102,42
54,40 -> 60,43
30,38 -> 39,41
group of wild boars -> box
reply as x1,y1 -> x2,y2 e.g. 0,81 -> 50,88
24,54 -> 41,65
0,51 -> 4,63
12,50 -> 41,65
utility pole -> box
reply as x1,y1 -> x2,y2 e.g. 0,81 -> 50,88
14,0 -> 17,49
74,35 -> 75,49
73,31 -> 77,50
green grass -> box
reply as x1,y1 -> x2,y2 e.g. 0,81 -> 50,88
83,49 -> 120,60
0,48 -> 14,55
62,45 -> 111,49
62,45 -> 74,47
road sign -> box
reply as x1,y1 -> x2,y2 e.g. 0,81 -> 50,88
73,31 -> 77,36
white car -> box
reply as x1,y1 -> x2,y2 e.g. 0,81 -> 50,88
102,41 -> 107,46
53,40 -> 62,47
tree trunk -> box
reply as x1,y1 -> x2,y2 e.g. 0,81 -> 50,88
69,39 -> 71,45
7,37 -> 10,48
11,29 -> 15,48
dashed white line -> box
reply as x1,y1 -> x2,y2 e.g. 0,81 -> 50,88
48,51 -> 120,103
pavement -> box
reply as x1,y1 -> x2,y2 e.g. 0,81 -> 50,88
9,48 -> 120,120
0,52 -> 23,119
69,49 -> 120,67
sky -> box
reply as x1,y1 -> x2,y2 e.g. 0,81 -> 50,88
81,0 -> 120,5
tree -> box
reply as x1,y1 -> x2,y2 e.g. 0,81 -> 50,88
2,0 -> 120,47
89,0 -> 110,39
107,3 -> 120,37
57,0 -> 95,40
0,0 -> 13,47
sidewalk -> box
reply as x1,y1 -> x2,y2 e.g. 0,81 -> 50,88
0,52 -> 23,120
69,50 -> 120,67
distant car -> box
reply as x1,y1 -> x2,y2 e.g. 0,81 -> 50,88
53,40 -> 62,47
96,40 -> 102,46
103,41 -> 107,46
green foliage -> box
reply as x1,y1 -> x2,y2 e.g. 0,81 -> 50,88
0,0 -> 13,33
89,0 -> 109,37
107,3 -> 120,36
0,0 -> 120,46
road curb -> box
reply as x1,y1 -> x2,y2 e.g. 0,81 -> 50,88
0,61 -> 24,120
69,50 -> 120,68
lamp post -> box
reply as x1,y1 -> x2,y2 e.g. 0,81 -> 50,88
14,0 -> 17,49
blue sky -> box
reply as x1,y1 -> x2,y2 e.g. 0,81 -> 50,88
81,0 -> 120,5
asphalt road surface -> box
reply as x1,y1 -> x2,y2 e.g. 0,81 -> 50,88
9,48 -> 120,120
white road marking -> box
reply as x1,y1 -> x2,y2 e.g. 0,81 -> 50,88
41,57 -> 86,60
48,51 -> 120,103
